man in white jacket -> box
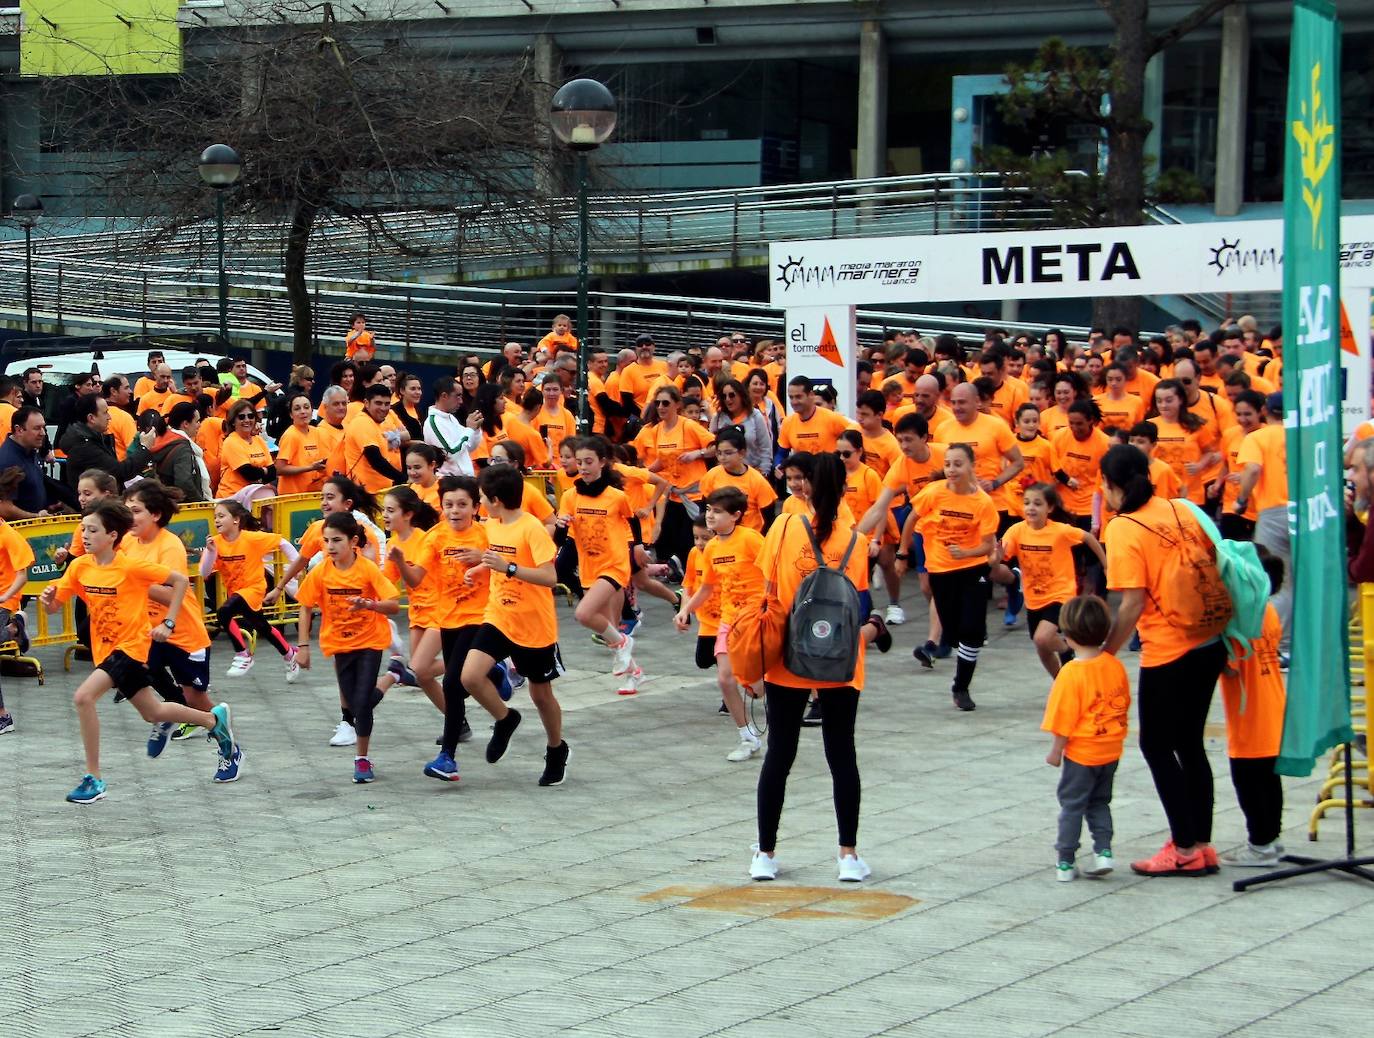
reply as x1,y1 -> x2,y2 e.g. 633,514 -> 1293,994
423,375 -> 483,477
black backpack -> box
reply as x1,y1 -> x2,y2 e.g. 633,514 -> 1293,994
784,518 -> 863,683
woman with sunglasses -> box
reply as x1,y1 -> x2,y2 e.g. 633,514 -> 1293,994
709,378 -> 772,473
636,385 -> 713,573
216,399 -> 274,499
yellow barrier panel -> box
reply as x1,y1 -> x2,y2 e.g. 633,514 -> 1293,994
1310,583 -> 1374,838
15,514 -> 81,597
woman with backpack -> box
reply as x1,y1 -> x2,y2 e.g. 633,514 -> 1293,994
749,452 -> 872,885
1101,444 -> 1232,878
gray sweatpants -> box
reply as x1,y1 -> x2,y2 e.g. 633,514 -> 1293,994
1056,758 -> 1118,861
1253,505 -> 1292,654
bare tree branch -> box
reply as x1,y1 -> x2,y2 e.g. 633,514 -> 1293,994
1150,0 -> 1237,56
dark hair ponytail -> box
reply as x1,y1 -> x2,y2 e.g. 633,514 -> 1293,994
1100,443 -> 1154,514
809,452 -> 846,547
324,474 -> 379,522
385,486 -> 439,531
216,498 -> 262,531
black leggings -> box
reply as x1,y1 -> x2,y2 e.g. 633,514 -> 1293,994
1229,756 -> 1284,846
217,594 -> 292,656
654,497 -> 695,568
1066,513 -> 1106,596
1137,639 -> 1226,847
334,648 -> 384,738
756,684 -> 861,852
555,539 -> 583,598
928,565 -> 989,693
439,626 -> 477,755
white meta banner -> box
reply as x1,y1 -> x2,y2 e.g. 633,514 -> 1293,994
769,215 -> 1374,307
785,305 -> 858,416
1341,288 -> 1372,437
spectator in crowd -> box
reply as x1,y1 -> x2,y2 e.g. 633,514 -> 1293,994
58,395 -> 151,490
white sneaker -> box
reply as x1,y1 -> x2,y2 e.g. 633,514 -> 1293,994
611,634 -> 635,676
1084,850 -> 1115,877
726,736 -> 762,762
329,720 -> 357,747
1220,841 -> 1282,868
884,604 -> 906,625
749,844 -> 779,881
1056,862 -> 1078,882
617,665 -> 642,696
284,647 -> 301,684
837,853 -> 871,883
226,652 -> 255,677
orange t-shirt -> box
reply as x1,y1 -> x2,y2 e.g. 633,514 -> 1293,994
1039,406 -> 1070,440
911,481 -> 999,574
502,413 -> 549,469
210,530 -> 281,611
1235,423 -> 1288,513
1051,427 -> 1111,517
385,528 -> 441,629
881,444 -> 947,503
1007,435 -> 1054,518
860,429 -> 902,478
53,554 -> 172,664
934,413 -> 1017,492
844,464 -> 898,544
781,497 -> 856,525
641,418 -> 713,489
700,526 -> 766,627
121,528 -> 210,654
1149,418 -> 1217,505
1040,653 -> 1132,767
683,544 -> 722,637
416,521 -> 490,630
777,407 -> 854,455
1097,392 -> 1145,431
478,482 -> 553,524
697,465 -> 777,532
107,406 -> 136,460
343,414 -> 401,494
298,516 -> 383,563
558,484 -> 636,586
1122,368 -> 1160,401
198,417 -> 225,489
410,480 -> 440,510
295,555 -> 398,656
1220,426 -> 1258,521
137,386 -> 179,416
536,405 -> 577,462
1102,456 -> 1181,536
620,359 -> 671,411
757,514 -> 869,690
217,433 -> 272,498
0,520 -> 34,611
345,328 -> 376,360
1001,520 -> 1086,610
988,378 -> 1029,427
1220,604 -> 1286,758
483,511 -> 558,648
276,424 -> 326,496
133,375 -> 156,400
315,422 -> 346,480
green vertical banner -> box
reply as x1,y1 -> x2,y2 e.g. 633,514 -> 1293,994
1278,0 -> 1352,776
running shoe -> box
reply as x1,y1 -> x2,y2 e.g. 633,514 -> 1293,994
146,721 -> 174,759
423,752 -> 460,782
226,652 -> 255,677
209,703 -> 235,759
329,720 -> 357,747
665,556 -> 685,584
284,646 -> 302,684
931,642 -> 952,660
717,700 -> 729,715
749,844 -> 779,881
913,642 -> 935,669
884,604 -> 906,625
66,774 -> 107,805
387,655 -> 418,687
11,611 -> 29,653
867,613 -> 893,653
611,634 -> 635,676
1220,842 -> 1282,868
837,854 -> 872,883
617,617 -> 641,638
1201,844 -> 1220,874
458,719 -> 473,743
1056,862 -> 1078,883
0,713 -> 14,736
590,632 -> 610,647
538,741 -> 571,786
1130,841 -> 1207,877
490,662 -> 514,702
486,708 -> 521,763
1084,850 -> 1115,877
1004,568 -> 1023,628
801,698 -> 823,727
726,735 -> 761,762
952,689 -> 976,712
1278,653 -> 1290,673
507,665 -> 526,691
617,665 -> 643,696
171,723 -> 200,741
214,746 -> 244,783
353,756 -> 375,783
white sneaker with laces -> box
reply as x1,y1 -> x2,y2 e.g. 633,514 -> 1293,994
749,844 -> 779,881
726,736 -> 761,762
226,652 -> 255,677
1084,850 -> 1115,876
284,647 -> 301,684
611,634 -> 635,676
329,720 -> 357,747
1220,841 -> 1282,868
1056,862 -> 1078,882
837,853 -> 871,883
884,604 -> 906,625
617,665 -> 642,696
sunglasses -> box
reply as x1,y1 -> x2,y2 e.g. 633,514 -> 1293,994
236,415 -> 256,422
721,391 -> 738,399
1178,377 -> 1194,385
836,451 -> 857,459
655,399 -> 672,407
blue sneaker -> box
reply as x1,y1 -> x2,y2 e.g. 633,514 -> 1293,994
489,661 -> 514,702
1004,569 -> 1023,627
66,774 -> 107,804
353,756 -> 375,784
214,745 -> 244,783
932,642 -> 953,660
147,721 -> 174,759
387,655 -> 418,687
209,704 -> 235,759
423,752 -> 460,782
507,665 -> 526,691
618,616 -> 641,638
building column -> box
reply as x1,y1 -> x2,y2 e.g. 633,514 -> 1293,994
1000,299 -> 1020,325
1214,2 -> 1250,217
856,20 -> 888,182
1143,53 -> 1163,182
533,34 -> 564,198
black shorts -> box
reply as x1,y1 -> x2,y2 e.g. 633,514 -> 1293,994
695,634 -> 717,670
470,623 -> 564,684
1025,602 -> 1064,641
596,574 -> 623,592
147,642 -> 211,692
997,510 -> 1018,537
100,650 -> 152,703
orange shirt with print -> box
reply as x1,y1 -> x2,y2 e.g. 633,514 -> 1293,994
276,424 -> 326,496
1040,653 -> 1132,766
1039,405 -> 1070,440
1051,427 -> 1111,517
53,554 -> 173,664
758,514 -> 869,690
0,520 -> 34,611
1122,368 -> 1160,401
417,521 -> 490,630
621,359 -> 671,411
536,405 -> 577,462
1220,425 -> 1258,520
615,463 -> 658,540
500,413 -> 547,469
121,528 -> 211,655
138,386 -> 178,416
860,429 -> 902,478
1148,417 -> 1217,505
698,465 -> 777,532
558,484 -> 636,586
1007,435 -> 1054,517
683,544 -> 722,637
210,530 -> 281,610
911,481 -> 999,573
1001,520 -> 1085,610
781,496 -> 856,525
701,526 -> 766,627
1235,423 -> 1288,513
988,378 -> 1029,427
643,418 -> 713,489
345,329 -> 376,360
198,417 -> 225,488
844,464 -> 898,543
296,555 -> 398,656
217,433 -> 273,498
934,413 -> 1015,488
1097,393 -> 1145,431
1220,604 -> 1286,758
777,407 -> 854,455
483,511 -> 558,648
882,443 -> 947,504
386,529 -> 441,629
343,414 -> 401,494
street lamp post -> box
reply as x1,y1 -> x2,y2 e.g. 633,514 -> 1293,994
12,194 -> 43,336
198,144 -> 242,344
550,79 -> 617,429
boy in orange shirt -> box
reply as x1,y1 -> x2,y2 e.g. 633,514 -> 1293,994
1042,595 -> 1131,882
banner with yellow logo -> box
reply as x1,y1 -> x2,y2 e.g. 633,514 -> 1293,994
1278,0 -> 1352,776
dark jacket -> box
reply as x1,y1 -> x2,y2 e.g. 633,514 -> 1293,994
149,431 -> 208,502
59,421 -> 148,489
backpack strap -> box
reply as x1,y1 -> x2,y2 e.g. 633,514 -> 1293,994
1175,497 -> 1224,552
801,516 -> 859,573
800,516 -> 825,566
838,530 -> 859,571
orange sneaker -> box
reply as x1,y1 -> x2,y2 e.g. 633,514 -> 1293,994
1130,841 -> 1208,876
1201,844 -> 1219,874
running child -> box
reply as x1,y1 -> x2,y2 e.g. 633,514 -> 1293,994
611,442 -> 676,631
459,464 -> 570,787
995,483 -> 1107,678
405,443 -> 443,510
1042,594 -> 1131,881
40,501 -> 240,803
681,513 -> 725,709
294,513 -> 401,783
53,469 -> 119,655
201,500 -> 301,679
674,486 -> 765,762
380,486 -> 445,713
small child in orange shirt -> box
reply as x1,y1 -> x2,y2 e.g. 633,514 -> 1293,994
1042,595 -> 1131,882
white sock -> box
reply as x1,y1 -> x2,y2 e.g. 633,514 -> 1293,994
602,623 -> 624,647
739,725 -> 757,743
